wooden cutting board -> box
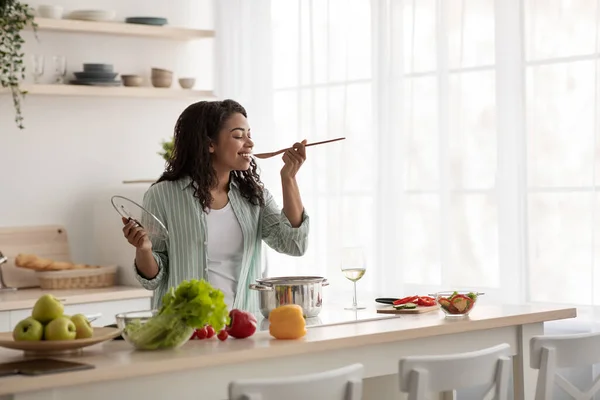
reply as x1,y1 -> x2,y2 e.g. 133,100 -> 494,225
0,225 -> 71,288
376,305 -> 440,314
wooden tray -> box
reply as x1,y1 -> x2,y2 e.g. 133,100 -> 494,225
376,305 -> 440,314
0,327 -> 121,356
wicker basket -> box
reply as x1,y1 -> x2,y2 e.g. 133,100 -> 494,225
35,266 -> 118,290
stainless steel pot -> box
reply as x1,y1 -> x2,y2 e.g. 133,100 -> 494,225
249,276 -> 329,318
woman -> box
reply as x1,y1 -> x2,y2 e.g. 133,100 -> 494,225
122,99 -> 310,313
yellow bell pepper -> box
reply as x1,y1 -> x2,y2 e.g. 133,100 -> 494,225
268,304 -> 306,340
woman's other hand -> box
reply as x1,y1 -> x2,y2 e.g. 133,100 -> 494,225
122,217 -> 152,250
280,139 -> 307,180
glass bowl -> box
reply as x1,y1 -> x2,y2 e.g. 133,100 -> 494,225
434,291 -> 483,317
115,310 -> 194,350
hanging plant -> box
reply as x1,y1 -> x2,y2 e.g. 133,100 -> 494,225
158,137 -> 174,162
0,0 -> 37,129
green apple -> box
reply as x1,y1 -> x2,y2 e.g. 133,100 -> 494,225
12,317 -> 44,341
70,314 -> 93,339
32,294 -> 64,324
44,317 -> 76,341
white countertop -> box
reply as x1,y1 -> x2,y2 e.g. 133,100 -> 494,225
0,286 -> 152,311
0,304 -> 577,396
256,302 -> 400,331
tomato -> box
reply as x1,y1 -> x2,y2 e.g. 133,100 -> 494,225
217,330 -> 229,341
195,327 -> 208,340
205,325 -> 216,339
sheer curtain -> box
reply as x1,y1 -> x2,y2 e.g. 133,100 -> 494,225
262,0 -> 381,299
260,0 -> 516,303
216,0 -> 600,311
214,0 -> 274,138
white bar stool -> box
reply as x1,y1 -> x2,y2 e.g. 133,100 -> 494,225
398,343 -> 512,400
228,363 -> 364,400
531,331 -> 600,400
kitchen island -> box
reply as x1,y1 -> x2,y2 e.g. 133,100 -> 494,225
0,304 -> 576,400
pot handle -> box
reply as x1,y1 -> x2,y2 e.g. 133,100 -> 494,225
249,283 -> 273,291
322,279 -> 329,287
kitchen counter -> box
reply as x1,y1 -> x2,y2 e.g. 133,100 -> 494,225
0,286 -> 152,311
255,301 -> 400,331
0,304 -> 577,400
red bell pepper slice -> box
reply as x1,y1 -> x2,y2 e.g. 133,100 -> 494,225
417,297 -> 435,307
393,295 -> 418,306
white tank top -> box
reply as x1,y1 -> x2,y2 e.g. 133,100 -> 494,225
205,202 -> 244,310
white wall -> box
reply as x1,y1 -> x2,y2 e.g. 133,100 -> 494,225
0,0 -> 214,283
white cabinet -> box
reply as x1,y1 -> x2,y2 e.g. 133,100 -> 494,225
0,311 -> 9,332
8,297 -> 150,330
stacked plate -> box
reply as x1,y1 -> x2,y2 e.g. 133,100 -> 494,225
125,17 -> 167,26
70,64 -> 121,87
67,10 -> 116,22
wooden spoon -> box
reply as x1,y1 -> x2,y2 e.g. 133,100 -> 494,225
253,137 -> 346,159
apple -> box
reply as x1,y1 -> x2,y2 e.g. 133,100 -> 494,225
70,314 -> 93,339
44,317 -> 76,341
32,294 -> 64,324
12,317 -> 44,341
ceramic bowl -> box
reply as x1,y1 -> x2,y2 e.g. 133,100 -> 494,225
37,5 -> 63,19
68,10 -> 116,22
151,77 -> 172,88
178,78 -> 195,89
121,75 -> 143,87
151,68 -> 173,79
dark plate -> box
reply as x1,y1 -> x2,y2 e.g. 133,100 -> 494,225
74,71 -> 118,80
70,80 -> 122,87
83,64 -> 114,73
125,17 -> 167,26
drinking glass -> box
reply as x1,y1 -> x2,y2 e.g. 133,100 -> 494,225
340,246 -> 367,310
52,55 -> 66,84
31,55 -> 44,83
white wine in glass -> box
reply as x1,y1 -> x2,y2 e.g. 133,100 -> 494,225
340,246 -> 366,310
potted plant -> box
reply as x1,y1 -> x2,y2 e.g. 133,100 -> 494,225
158,137 -> 174,162
1,0 -> 37,129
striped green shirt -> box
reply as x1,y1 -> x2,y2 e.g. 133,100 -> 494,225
134,176 -> 310,314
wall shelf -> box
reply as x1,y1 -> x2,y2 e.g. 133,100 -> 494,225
28,18 -> 214,41
0,84 -> 215,99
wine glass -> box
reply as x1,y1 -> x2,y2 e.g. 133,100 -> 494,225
31,55 -> 44,84
340,246 -> 367,310
52,55 -> 66,84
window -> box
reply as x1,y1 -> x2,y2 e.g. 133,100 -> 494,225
258,0 -> 600,307
524,0 -> 600,305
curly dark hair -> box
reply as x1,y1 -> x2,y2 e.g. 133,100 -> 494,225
156,99 -> 264,211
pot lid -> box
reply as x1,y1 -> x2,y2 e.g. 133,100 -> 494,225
256,276 -> 327,285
